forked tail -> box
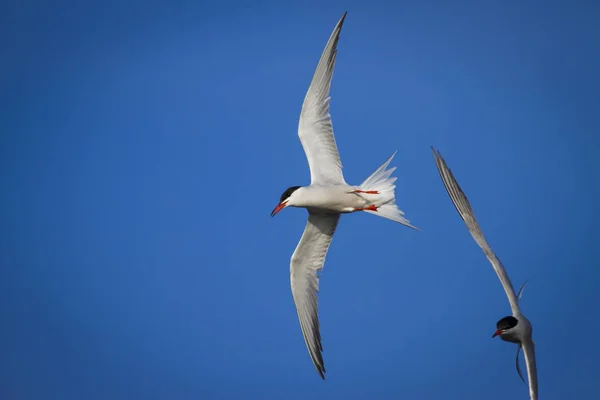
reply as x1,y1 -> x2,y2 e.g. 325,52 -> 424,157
358,152 -> 419,230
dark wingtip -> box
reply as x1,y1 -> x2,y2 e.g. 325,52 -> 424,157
316,360 -> 326,379
338,11 -> 348,27
316,365 -> 326,380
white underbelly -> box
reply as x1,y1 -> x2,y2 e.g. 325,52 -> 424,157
304,186 -> 368,213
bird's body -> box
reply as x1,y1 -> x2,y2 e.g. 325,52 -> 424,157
281,172 -> 413,216
288,185 -> 366,213
432,147 -> 538,400
496,312 -> 533,345
271,12 -> 417,379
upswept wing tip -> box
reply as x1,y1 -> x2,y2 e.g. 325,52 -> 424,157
298,12 -> 349,185
431,145 -> 522,313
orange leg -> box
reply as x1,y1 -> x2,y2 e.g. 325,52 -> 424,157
352,189 -> 379,194
354,205 -> 378,212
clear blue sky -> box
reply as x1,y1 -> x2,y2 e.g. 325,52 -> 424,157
2,1 -> 599,399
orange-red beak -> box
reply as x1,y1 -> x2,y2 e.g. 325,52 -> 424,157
270,202 -> 287,217
492,329 -> 502,338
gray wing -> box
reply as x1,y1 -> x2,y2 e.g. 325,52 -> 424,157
431,147 -> 521,315
298,12 -> 347,185
522,338 -> 539,400
290,212 -> 340,379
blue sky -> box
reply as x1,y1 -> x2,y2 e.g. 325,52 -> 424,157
2,1 -> 599,399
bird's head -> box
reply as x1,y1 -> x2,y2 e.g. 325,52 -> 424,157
271,186 -> 302,217
492,316 -> 521,343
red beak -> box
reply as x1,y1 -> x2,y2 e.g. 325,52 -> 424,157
492,329 -> 502,338
270,202 -> 287,217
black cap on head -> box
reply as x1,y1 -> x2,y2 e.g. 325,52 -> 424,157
280,186 -> 301,203
496,316 -> 518,331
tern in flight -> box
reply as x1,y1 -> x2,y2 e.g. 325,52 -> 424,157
270,12 -> 418,379
431,147 -> 538,400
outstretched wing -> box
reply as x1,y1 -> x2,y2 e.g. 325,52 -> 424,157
431,147 -> 520,315
298,12 -> 347,185
522,338 -> 539,400
290,212 -> 340,379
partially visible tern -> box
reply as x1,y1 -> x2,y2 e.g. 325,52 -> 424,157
431,147 -> 538,400
270,12 -> 418,379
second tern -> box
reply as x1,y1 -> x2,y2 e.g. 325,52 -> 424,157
431,147 -> 538,400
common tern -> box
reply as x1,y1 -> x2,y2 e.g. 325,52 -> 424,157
431,147 -> 538,400
271,12 -> 418,379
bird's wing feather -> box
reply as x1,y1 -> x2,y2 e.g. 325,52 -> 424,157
522,337 -> 538,400
290,212 -> 340,379
516,344 -> 526,384
298,12 -> 347,185
431,147 -> 520,314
